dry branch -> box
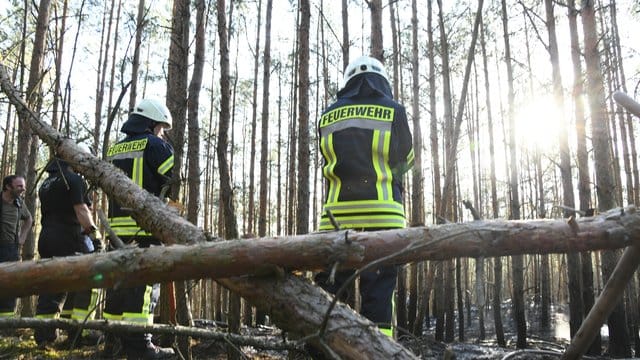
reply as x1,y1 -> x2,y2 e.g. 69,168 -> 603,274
0,64 -> 417,359
0,317 -> 298,351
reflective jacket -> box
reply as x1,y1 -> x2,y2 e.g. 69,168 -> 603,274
107,115 -> 174,238
318,73 -> 414,230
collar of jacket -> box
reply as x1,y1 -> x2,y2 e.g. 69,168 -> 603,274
337,73 -> 393,99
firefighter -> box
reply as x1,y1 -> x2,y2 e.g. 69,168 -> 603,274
103,98 -> 175,359
34,152 -> 101,347
315,55 -> 414,338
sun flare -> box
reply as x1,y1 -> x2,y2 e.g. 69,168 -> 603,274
513,95 -> 566,152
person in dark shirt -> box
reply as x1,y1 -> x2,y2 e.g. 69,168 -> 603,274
34,154 -> 100,347
0,175 -> 32,319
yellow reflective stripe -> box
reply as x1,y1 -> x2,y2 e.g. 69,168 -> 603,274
120,285 -> 154,325
319,215 -> 406,230
61,309 -> 72,316
142,285 -> 153,323
371,130 -> 392,201
157,155 -> 174,175
379,327 -> 393,337
110,217 -> 138,225
0,312 -> 15,318
132,158 -> 143,186
71,308 -> 94,320
112,228 -> 151,236
103,312 -> 123,321
110,217 -> 150,236
321,134 -> 341,203
36,313 -> 59,319
323,200 -> 405,214
406,148 -> 415,167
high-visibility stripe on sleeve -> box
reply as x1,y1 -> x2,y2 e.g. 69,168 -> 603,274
157,155 -> 174,175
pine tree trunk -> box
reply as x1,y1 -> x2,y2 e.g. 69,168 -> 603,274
368,0 -> 383,61
128,0 -> 145,107
582,0 -> 630,356
296,0 -> 310,236
247,0 -> 262,237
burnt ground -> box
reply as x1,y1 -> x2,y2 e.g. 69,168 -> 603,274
0,304 -> 635,359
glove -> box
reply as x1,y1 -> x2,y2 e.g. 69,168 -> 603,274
81,235 -> 95,253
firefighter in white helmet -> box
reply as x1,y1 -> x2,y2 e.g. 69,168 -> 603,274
315,55 -> 414,342
103,98 -> 175,359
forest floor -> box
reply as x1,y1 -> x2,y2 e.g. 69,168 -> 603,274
0,303 -> 635,359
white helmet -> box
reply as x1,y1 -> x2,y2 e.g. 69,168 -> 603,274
131,98 -> 172,129
341,55 -> 390,89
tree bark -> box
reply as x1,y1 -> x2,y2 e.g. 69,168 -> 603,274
2,200 -> 640,298
296,0 -> 310,235
247,0 -> 262,237
368,0 -> 383,61
581,0 -> 630,356
128,0 -> 145,108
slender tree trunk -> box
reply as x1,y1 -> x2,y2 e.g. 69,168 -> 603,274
247,0 -> 263,237
255,0 -> 273,326
582,0 -> 630,356
165,1 -> 192,357
567,0 -> 599,353
429,0 -> 443,341
295,0 -> 310,236
406,0 -> 423,336
501,0 -> 526,348
187,0 -> 205,226
216,1 -> 242,358
17,0 -> 51,318
388,0 -> 399,99
368,0 -> 383,60
341,0 -> 349,70
128,0 -> 145,108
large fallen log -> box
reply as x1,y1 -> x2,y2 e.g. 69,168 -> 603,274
0,65 -> 417,359
0,207 -> 639,297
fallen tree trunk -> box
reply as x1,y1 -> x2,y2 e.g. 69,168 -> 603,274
0,65 -> 417,359
1,207 -> 639,297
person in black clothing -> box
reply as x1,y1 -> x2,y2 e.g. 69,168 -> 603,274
103,98 -> 175,360
0,175 -> 32,319
34,154 -> 101,346
315,55 -> 414,338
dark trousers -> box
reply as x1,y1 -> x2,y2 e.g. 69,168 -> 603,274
0,243 -> 19,317
35,224 -> 96,343
103,236 -> 161,353
314,265 -> 398,327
